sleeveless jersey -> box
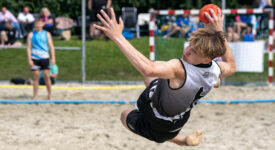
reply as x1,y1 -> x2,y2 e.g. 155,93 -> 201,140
31,30 -> 49,60
149,58 -> 221,122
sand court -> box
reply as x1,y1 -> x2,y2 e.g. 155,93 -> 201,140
0,85 -> 274,150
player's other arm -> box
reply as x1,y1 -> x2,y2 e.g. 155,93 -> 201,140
94,8 -> 183,79
204,9 -> 236,78
47,32 -> 56,65
217,39 -> 236,78
26,32 -> 33,67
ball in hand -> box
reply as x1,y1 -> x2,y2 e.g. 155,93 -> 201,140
199,4 -> 221,23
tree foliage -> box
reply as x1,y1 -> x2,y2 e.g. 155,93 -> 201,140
0,0 -> 272,20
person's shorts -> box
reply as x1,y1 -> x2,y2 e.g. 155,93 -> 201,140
90,9 -> 108,22
126,83 -> 190,143
31,59 -> 50,71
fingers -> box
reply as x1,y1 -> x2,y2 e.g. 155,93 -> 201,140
94,24 -> 107,32
209,9 -> 217,19
204,11 -> 213,22
119,17 -> 124,28
97,14 -> 110,28
100,9 -> 111,23
110,7 -> 117,23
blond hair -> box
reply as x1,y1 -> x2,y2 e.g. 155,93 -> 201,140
189,28 -> 226,59
40,7 -> 51,17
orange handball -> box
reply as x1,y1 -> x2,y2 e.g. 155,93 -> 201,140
199,4 -> 221,23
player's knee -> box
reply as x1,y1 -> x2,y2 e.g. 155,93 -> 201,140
120,110 -> 131,124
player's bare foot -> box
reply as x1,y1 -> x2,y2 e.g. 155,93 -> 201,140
48,95 -> 52,100
169,130 -> 202,146
32,96 -> 38,100
185,130 -> 203,146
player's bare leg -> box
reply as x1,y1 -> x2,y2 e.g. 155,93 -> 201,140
169,130 -> 202,146
120,109 -> 132,129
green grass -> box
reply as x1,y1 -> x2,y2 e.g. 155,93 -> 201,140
0,36 -> 274,83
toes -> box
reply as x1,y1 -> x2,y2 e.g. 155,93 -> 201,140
195,130 -> 203,136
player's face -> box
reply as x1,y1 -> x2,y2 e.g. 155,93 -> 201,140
35,21 -> 44,31
183,46 -> 211,65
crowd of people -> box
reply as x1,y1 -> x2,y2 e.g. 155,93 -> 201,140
160,13 -> 257,42
0,6 -> 56,46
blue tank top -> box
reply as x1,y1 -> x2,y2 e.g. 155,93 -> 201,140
31,30 -> 49,60
243,33 -> 254,42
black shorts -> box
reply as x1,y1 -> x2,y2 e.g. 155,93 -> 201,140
126,84 -> 190,143
31,59 -> 50,71
90,9 -> 108,22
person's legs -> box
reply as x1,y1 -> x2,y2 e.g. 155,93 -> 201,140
234,22 -> 247,36
120,109 -> 133,129
32,70 -> 40,99
89,22 -> 96,38
11,22 -> 23,38
169,130 -> 202,146
42,69 -> 52,100
0,31 -> 8,45
164,23 -> 181,38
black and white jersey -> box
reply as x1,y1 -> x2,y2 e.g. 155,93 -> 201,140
149,58 -> 221,122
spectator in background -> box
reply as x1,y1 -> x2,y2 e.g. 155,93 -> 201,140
0,21 -> 22,46
253,0 -> 273,8
17,6 -> 35,41
40,8 -> 54,35
226,26 -> 240,42
233,15 -> 254,37
163,14 -> 190,38
88,0 -> 112,40
0,6 -> 23,38
242,26 -> 254,42
27,19 -> 56,100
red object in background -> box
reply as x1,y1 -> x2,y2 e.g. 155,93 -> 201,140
199,4 -> 221,23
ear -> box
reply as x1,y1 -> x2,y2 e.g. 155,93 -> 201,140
202,57 -> 212,64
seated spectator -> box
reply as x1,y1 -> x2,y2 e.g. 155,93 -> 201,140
226,26 -> 240,42
242,26 -> 254,42
0,21 -> 22,46
17,6 -> 35,42
234,15 -> 255,38
40,8 -> 54,34
0,6 -> 23,38
163,14 -> 190,38
39,63 -> 58,85
10,63 -> 58,85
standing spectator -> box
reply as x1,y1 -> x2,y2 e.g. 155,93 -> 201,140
242,26 -> 254,42
226,26 -> 240,42
0,21 -> 22,46
0,6 -> 23,38
27,19 -> 56,100
17,6 -> 35,41
40,8 -> 54,35
88,0 -> 112,39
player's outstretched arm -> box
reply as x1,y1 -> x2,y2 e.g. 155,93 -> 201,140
204,8 -> 236,78
94,8 -> 182,79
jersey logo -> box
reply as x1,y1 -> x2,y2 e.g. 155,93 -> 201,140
202,72 -> 210,78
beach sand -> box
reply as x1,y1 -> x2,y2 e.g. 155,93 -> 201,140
0,85 -> 274,150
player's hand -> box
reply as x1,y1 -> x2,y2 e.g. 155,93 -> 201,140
28,60 -> 34,68
94,8 -> 124,40
50,58 -> 56,66
203,8 -> 223,32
